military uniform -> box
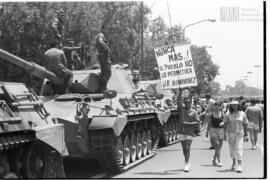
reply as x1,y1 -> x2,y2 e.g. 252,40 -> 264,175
44,47 -> 72,94
95,33 -> 111,92
51,11 -> 65,47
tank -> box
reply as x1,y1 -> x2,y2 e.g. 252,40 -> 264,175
138,80 -> 180,147
0,48 -> 174,174
0,81 -> 67,178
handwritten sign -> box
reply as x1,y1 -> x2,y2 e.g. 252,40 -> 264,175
155,44 -> 198,89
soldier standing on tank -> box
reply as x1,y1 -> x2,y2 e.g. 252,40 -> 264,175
51,10 -> 65,48
63,39 -> 83,70
44,39 -> 73,94
95,33 -> 111,92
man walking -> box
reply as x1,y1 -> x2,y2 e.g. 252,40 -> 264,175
245,99 -> 263,149
178,96 -> 201,172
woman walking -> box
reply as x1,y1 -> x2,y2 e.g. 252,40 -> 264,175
224,100 -> 248,173
206,101 -> 225,167
179,97 -> 201,172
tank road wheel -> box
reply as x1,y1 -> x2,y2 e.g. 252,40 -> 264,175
164,129 -> 169,144
96,136 -> 124,174
10,147 -> 23,177
168,123 -> 173,142
172,123 -> 177,141
141,131 -> 147,157
136,132 -> 142,159
176,122 -> 180,139
146,130 -> 153,154
116,137 -> 124,166
0,154 -> 10,178
123,136 -> 131,166
21,141 -> 49,178
3,172 -> 18,178
130,133 -> 137,162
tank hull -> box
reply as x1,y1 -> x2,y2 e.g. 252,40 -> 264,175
0,82 -> 66,178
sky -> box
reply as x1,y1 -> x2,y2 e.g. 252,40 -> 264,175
144,0 -> 264,90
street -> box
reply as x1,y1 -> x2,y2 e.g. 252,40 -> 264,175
113,129 -> 265,178
63,128 -> 264,178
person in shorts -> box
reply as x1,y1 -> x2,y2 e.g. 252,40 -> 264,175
245,99 -> 263,150
179,97 -> 201,172
206,101 -> 225,167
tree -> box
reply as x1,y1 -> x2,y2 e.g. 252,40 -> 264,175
190,45 -> 220,95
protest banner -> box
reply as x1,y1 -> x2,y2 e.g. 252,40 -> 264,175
154,44 -> 198,89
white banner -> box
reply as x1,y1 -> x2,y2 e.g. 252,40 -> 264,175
155,44 -> 198,89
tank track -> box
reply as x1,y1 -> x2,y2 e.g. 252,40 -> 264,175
158,112 -> 180,147
91,119 -> 161,174
0,132 -> 63,178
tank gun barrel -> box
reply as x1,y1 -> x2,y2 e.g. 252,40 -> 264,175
0,48 -> 64,85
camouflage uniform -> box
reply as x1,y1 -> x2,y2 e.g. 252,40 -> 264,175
95,33 -> 111,92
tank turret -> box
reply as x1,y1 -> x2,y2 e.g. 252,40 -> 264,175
0,48 -> 102,94
0,49 -> 64,85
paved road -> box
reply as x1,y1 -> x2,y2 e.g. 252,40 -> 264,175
113,130 -> 265,178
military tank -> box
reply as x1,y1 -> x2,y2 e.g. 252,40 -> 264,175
0,80 -> 67,178
0,48 -> 174,174
138,80 -> 180,147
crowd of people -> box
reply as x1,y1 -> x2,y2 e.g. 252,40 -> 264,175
178,93 -> 264,173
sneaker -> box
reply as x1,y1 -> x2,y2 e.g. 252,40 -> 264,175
236,165 -> 242,173
212,159 -> 217,166
251,145 -> 257,150
209,146 -> 215,150
231,164 -> 236,171
216,161 -> 223,167
184,163 -> 189,172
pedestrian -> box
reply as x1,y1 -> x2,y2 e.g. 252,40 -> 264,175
224,100 -> 248,173
245,99 -> 263,150
179,97 -> 201,172
206,101 -> 225,167
202,93 -> 216,149
95,33 -> 112,93
44,39 -> 73,94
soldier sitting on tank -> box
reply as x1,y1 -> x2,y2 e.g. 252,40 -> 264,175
51,10 -> 65,48
63,39 -> 83,70
44,39 -> 73,94
95,33 -> 112,93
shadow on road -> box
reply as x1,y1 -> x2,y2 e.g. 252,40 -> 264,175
200,164 -> 214,167
134,169 -> 185,175
217,169 -> 234,173
156,149 -> 181,152
193,148 -> 214,150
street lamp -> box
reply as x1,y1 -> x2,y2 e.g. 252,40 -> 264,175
182,19 -> 216,41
